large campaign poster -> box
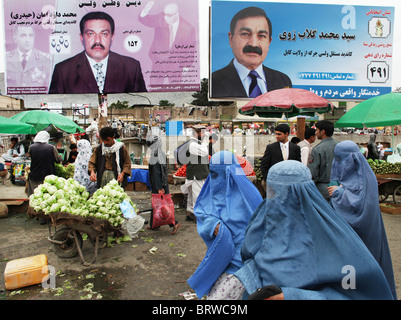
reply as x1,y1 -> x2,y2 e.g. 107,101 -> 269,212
210,0 -> 394,100
3,0 -> 200,95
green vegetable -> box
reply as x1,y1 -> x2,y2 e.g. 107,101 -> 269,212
29,176 -> 138,227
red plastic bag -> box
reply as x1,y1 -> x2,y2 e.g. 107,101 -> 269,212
151,194 -> 175,228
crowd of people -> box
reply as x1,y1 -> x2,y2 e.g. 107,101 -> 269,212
184,120 -> 397,300
0,118 -> 398,300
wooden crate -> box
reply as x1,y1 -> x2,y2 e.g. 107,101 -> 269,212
125,182 -> 134,191
380,203 -> 401,215
134,181 -> 149,191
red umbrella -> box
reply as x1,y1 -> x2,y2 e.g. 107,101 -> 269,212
239,88 -> 334,118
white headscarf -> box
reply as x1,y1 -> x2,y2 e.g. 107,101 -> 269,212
74,139 -> 97,193
101,140 -> 125,174
33,131 -> 50,143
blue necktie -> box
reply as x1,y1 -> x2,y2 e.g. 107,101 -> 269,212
248,70 -> 262,98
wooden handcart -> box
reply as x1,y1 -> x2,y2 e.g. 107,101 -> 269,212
377,173 -> 401,205
28,208 -> 120,266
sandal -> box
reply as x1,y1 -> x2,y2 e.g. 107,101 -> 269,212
171,222 -> 181,235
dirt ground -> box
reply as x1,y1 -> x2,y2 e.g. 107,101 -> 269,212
0,184 -> 207,300
0,183 -> 401,301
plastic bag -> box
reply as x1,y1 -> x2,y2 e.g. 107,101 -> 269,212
119,199 -> 145,237
121,216 -> 145,237
119,199 -> 136,219
151,194 -> 175,228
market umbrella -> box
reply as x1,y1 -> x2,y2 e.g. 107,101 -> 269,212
239,88 -> 334,118
334,92 -> 401,128
0,116 -> 37,134
11,110 -> 84,134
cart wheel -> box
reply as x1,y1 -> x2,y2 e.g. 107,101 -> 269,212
393,185 -> 401,205
53,228 -> 83,258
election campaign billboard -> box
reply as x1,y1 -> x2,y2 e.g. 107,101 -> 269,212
210,0 -> 394,100
3,0 -> 200,95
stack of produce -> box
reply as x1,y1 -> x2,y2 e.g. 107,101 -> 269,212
173,155 -> 256,177
29,175 -> 89,215
174,165 -> 187,177
85,180 -> 138,227
55,163 -> 75,179
253,158 -> 263,181
367,159 -> 401,175
29,176 -> 138,227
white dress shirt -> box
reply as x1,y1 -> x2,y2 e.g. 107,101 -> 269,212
86,54 -> 109,93
233,58 -> 268,96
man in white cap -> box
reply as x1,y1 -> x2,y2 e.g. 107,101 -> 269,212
180,125 -> 209,221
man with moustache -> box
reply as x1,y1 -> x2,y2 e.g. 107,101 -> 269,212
211,6 -> 292,98
49,11 -> 147,94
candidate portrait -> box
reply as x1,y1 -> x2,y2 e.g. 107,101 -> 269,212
211,6 -> 292,99
6,25 -> 51,88
49,11 -> 147,94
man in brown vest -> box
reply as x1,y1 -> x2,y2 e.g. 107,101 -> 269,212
89,127 -> 131,189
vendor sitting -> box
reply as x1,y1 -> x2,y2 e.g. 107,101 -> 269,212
2,137 -> 26,163
67,144 -> 78,163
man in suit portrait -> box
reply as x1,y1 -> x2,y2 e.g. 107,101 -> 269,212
139,1 -> 196,85
6,25 -> 51,89
49,11 -> 147,94
211,6 -> 292,98
260,123 -> 301,181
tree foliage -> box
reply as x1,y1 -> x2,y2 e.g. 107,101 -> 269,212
191,78 -> 233,106
109,100 -> 130,109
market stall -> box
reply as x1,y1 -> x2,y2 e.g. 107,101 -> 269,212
336,92 -> 401,204
368,159 -> 401,205
126,164 -> 150,191
11,110 -> 84,134
173,154 -> 255,184
28,176 -> 144,265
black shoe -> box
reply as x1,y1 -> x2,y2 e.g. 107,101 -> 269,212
186,213 -> 196,222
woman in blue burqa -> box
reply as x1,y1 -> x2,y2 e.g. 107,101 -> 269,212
328,140 -> 397,299
187,151 -> 263,299
235,160 -> 394,300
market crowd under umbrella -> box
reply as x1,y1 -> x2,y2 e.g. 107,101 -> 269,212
335,92 -> 401,128
11,110 -> 84,134
0,116 -> 37,135
239,88 -> 334,139
335,91 -> 401,150
239,88 -> 334,118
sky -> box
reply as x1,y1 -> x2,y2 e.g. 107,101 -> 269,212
0,0 -> 400,88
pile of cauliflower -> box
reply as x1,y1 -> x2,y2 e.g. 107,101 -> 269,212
29,175 -> 138,227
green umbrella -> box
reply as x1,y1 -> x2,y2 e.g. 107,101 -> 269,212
0,116 -> 37,134
335,92 -> 401,128
11,110 -> 84,134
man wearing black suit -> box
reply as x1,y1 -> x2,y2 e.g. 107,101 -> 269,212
49,11 -> 147,94
260,123 -> 301,181
211,6 -> 291,98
